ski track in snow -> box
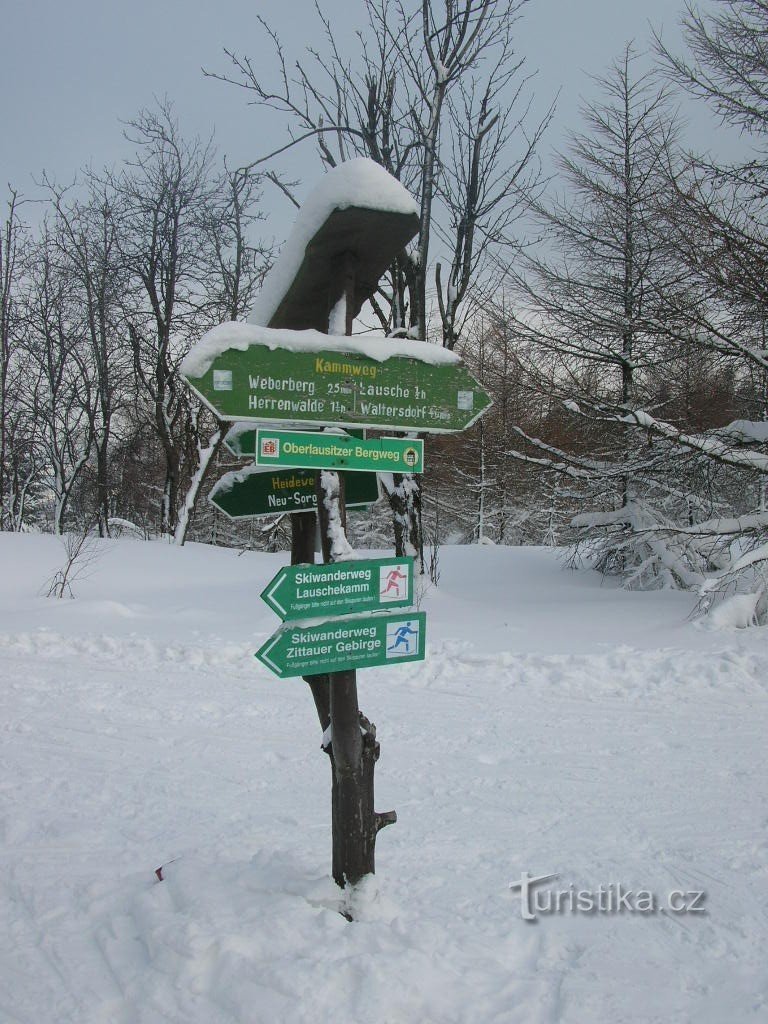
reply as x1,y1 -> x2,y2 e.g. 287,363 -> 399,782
0,535 -> 767,1023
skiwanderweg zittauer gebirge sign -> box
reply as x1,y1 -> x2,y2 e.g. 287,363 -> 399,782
255,610 -> 427,678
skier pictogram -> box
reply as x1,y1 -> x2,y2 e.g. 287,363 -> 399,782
386,620 -> 419,656
380,565 -> 408,600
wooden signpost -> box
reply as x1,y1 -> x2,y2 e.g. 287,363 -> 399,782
182,165 -> 489,896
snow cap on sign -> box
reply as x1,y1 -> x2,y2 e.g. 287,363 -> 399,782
248,157 -> 419,329
180,322 -> 459,380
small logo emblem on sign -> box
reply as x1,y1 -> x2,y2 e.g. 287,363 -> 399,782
386,619 -> 419,658
403,446 -> 419,468
380,564 -> 409,603
457,390 -> 474,410
213,369 -> 233,391
260,436 -> 280,459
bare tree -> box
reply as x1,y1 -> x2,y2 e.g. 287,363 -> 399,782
44,178 -> 131,536
0,196 -> 42,531
652,1 -> 768,416
175,165 -> 273,545
434,32 -> 548,349
44,524 -> 103,599
655,0 -> 768,137
442,308 -> 554,544
100,104 -> 273,543
23,223 -> 95,534
632,0 -> 768,612
201,164 -> 273,324
0,189 -> 27,530
107,102 -> 219,538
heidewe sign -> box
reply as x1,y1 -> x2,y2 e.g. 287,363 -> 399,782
255,610 -> 427,678
255,428 -> 424,473
209,466 -> 379,519
182,334 -> 492,434
261,556 -> 414,620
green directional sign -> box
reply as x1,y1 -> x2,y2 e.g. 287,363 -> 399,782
210,466 -> 380,519
261,556 -> 414,621
255,611 -> 427,679
225,423 -> 365,458
256,429 -> 424,473
182,333 -> 492,434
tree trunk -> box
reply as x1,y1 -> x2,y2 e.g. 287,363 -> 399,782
291,470 -> 395,889
390,471 -> 423,565
160,450 -> 180,537
174,426 -> 223,546
95,433 -> 110,537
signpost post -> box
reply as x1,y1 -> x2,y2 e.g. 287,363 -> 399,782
181,162 -> 490,896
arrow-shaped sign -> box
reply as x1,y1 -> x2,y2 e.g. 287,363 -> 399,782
261,557 -> 414,621
255,611 -> 427,679
254,428 -> 424,473
181,325 -> 492,434
224,423 -> 366,458
210,465 -> 379,519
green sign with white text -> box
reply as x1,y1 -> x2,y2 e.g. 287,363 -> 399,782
225,423 -> 365,458
255,429 -> 424,473
261,556 -> 414,620
255,611 -> 427,678
182,339 -> 491,433
209,466 -> 380,519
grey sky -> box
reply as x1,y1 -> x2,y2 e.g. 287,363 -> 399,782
2,0 -> 720,236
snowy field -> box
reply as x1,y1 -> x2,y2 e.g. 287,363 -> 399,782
1,532 -> 766,1023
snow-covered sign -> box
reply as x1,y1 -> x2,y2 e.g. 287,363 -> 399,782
209,465 -> 379,519
180,323 -> 492,434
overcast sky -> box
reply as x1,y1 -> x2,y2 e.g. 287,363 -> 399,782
2,0 -> 720,236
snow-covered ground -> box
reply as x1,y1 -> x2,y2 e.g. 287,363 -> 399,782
0,532 -> 766,1023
